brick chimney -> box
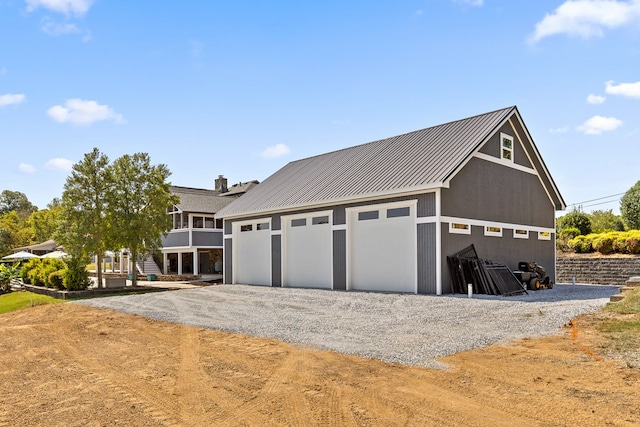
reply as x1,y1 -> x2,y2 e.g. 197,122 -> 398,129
215,175 -> 228,193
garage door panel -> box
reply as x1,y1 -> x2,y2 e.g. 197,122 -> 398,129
235,225 -> 271,286
284,215 -> 332,289
349,205 -> 416,293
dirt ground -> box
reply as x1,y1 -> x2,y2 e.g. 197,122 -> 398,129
0,303 -> 638,427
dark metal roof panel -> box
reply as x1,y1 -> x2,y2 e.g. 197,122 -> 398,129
217,107 -> 515,217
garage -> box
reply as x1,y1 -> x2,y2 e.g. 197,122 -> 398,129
282,211 -> 332,288
233,219 -> 271,286
347,202 -> 417,293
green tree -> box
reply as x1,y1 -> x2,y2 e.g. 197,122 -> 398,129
0,190 -> 37,217
621,180 -> 640,230
557,207 -> 592,236
0,211 -> 32,256
588,209 -> 624,233
107,153 -> 178,286
57,148 -> 111,288
28,203 -> 64,243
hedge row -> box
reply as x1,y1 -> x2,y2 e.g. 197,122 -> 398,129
568,230 -> 640,254
19,258 -> 90,290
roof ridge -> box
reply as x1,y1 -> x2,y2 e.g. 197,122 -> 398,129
286,106 -> 516,166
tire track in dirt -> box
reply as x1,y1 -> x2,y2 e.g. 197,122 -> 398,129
215,350 -> 307,426
48,313 -> 186,426
175,327 -> 213,425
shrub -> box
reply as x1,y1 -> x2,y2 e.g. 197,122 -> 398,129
569,235 -> 594,253
592,233 -> 618,255
0,262 -> 19,293
20,258 -> 42,284
559,227 -> 581,240
48,270 -> 65,290
63,256 -> 90,291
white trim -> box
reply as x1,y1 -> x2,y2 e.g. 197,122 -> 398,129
473,152 -> 537,175
332,224 -> 347,231
449,222 -> 471,235
440,216 -> 555,234
513,229 -> 529,239
484,225 -> 503,237
500,132 -> 514,162
416,216 -> 437,224
271,230 -> 282,236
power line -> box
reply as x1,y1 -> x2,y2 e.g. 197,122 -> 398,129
568,192 -> 626,207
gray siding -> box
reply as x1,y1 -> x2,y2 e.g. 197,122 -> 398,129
333,229 -> 346,290
192,231 -> 223,247
272,235 -> 282,287
162,231 -> 189,248
442,157 -> 555,228
417,223 -> 437,294
333,193 -> 435,225
224,220 -> 232,235
224,239 -> 232,283
440,224 -> 556,293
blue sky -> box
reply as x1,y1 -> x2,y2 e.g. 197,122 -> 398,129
1,0 -> 639,214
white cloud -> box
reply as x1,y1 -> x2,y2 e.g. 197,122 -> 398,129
0,93 -> 26,107
25,0 -> 94,17
577,115 -> 623,134
41,21 -> 80,36
45,158 -> 74,171
453,0 -> 484,6
18,163 -> 36,174
530,0 -> 640,43
261,143 -> 290,159
46,99 -> 124,125
587,94 -> 606,104
549,126 -> 569,134
605,80 -> 640,98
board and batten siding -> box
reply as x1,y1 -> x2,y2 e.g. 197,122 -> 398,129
332,229 -> 347,291
417,223 -> 437,294
271,234 -> 282,287
442,157 -> 554,228
223,238 -> 232,284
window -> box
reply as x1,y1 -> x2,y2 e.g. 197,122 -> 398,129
193,216 -> 204,228
358,210 -> 379,221
484,226 -> 502,237
204,217 -> 215,228
538,231 -> 551,240
240,224 -> 252,232
312,216 -> 329,225
449,222 -> 471,235
387,207 -> 410,218
257,222 -> 270,230
501,133 -> 513,162
291,218 -> 306,227
514,229 -> 529,239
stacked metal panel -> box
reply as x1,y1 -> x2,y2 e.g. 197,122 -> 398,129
447,244 -> 527,296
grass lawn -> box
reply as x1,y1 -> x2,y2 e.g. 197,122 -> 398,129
0,291 -> 63,315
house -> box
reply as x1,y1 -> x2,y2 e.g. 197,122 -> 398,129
215,106 -> 565,294
160,176 -> 258,277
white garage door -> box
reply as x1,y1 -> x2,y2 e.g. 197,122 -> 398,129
348,202 -> 416,293
283,212 -> 332,289
233,220 -> 271,286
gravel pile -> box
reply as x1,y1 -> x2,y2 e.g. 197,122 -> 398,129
75,284 -> 619,369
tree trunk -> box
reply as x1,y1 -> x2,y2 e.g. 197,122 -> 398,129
96,252 -> 103,289
130,249 -> 137,287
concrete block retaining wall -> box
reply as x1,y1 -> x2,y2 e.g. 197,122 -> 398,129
556,256 -> 640,286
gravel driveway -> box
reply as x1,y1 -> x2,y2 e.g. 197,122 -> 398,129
76,283 -> 619,369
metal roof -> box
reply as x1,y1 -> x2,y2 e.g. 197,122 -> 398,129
171,186 -> 235,214
217,106 -> 553,218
